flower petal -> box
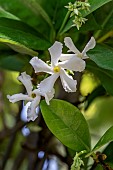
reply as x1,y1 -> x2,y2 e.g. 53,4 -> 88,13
60,69 -> 77,92
18,72 -> 33,95
27,95 -> 41,121
64,37 -> 80,54
49,41 -> 63,66
44,88 -> 55,105
39,73 -> 59,95
59,56 -> 86,72
30,57 -> 52,74
7,93 -> 32,103
60,54 -> 76,61
82,37 -> 96,59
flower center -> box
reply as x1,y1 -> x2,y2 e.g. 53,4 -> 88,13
78,53 -> 83,58
31,93 -> 36,98
53,66 -> 60,73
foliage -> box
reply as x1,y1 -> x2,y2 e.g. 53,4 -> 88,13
0,0 -> 113,169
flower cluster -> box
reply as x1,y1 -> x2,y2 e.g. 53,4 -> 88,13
65,0 -> 90,30
71,152 -> 84,170
7,37 -> 96,121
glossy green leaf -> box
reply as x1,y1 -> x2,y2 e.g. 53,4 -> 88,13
88,44 -> 113,71
40,99 -> 91,152
0,0 -> 51,39
86,60 -> 113,96
0,6 -> 19,20
0,26 -> 51,56
62,0 -> 112,33
86,126 -> 113,157
0,18 -> 41,37
0,38 -> 37,56
93,126 -> 113,151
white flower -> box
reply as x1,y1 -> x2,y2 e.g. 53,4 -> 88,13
30,41 -> 85,93
7,72 -> 54,121
60,37 -> 96,61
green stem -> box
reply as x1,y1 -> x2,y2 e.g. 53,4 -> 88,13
57,11 -> 71,36
77,150 -> 87,157
94,9 -> 113,39
97,30 -> 113,43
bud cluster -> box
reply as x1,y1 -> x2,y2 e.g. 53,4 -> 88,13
65,0 -> 90,30
71,152 -> 84,170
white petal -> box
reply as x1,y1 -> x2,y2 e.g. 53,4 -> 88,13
44,88 -> 55,105
27,95 -> 41,121
60,54 -> 76,61
49,41 -> 63,66
18,72 -> 33,95
59,56 -> 86,72
30,57 -> 52,74
39,74 -> 59,95
32,88 -> 40,95
82,37 -> 96,59
7,93 -> 32,103
64,37 -> 80,54
60,69 -> 77,92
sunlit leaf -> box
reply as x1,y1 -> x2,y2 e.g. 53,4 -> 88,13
40,99 -> 91,152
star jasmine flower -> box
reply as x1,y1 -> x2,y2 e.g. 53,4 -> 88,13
7,72 -> 54,121
30,41 -> 85,93
60,37 -> 96,62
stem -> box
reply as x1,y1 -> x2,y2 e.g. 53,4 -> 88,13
94,10 -> 113,39
97,30 -> 113,43
57,11 -> 71,35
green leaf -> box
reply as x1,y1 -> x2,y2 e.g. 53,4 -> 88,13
0,0 -> 51,39
0,53 -> 30,71
103,142 -> 113,167
67,14 -> 101,34
19,0 -> 56,41
0,18 -> 41,37
40,99 -> 91,152
0,26 -> 51,56
93,126 -> 113,151
19,0 -> 53,28
80,14 -> 101,31
86,126 -> 113,157
0,38 -> 37,56
0,6 -> 19,20
86,60 -> 113,96
88,44 -> 113,71
62,0 -> 112,33
37,0 -> 75,30
93,1 -> 113,34
86,0 -> 112,16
